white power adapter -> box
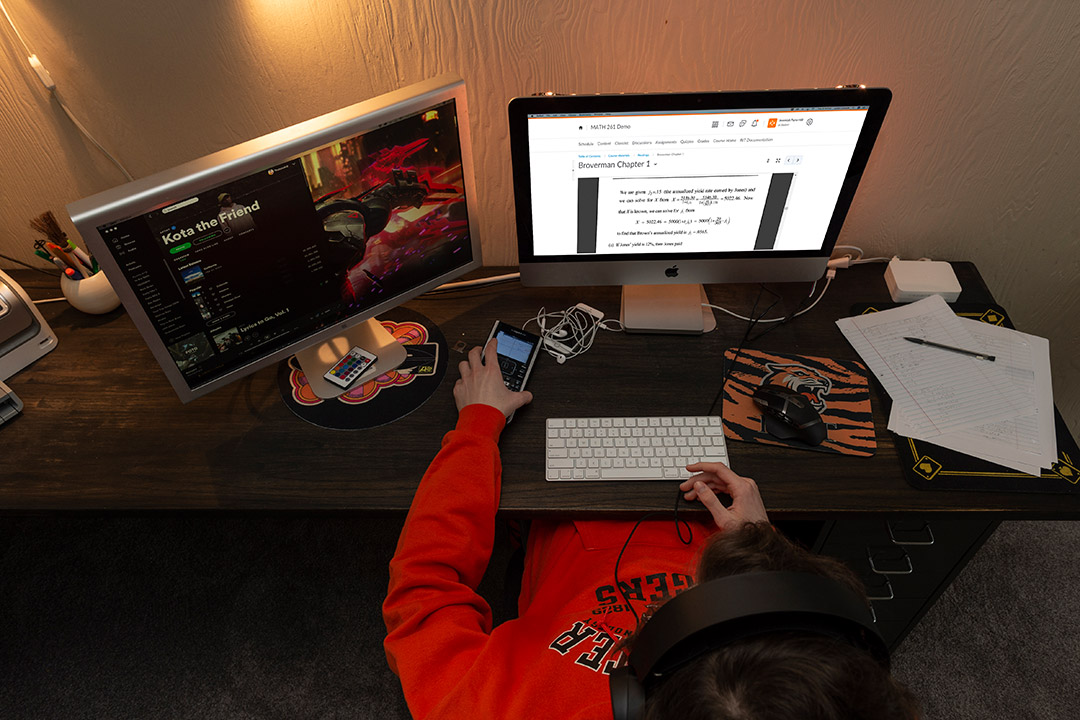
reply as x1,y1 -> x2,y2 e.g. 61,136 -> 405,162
884,258 -> 962,303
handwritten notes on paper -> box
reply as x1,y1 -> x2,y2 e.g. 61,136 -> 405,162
837,296 -> 1055,475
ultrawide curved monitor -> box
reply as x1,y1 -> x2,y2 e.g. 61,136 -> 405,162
508,86 -> 891,331
69,74 -> 481,402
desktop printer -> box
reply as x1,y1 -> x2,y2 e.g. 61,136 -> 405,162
0,269 -> 58,425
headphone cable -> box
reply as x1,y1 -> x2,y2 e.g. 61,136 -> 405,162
614,285 -> 783,633
613,487 -> 695,628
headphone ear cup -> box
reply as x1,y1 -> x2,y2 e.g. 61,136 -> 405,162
609,665 -> 645,720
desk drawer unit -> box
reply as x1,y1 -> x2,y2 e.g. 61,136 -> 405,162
817,515 -> 998,649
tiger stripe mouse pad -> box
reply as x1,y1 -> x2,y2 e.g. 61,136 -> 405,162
721,349 -> 876,456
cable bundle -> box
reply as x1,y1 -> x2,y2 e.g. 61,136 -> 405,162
525,303 -> 622,363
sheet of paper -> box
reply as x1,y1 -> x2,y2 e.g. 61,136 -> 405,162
836,295 -> 1034,438
889,319 -> 1056,475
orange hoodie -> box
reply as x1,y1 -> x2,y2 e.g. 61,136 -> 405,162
383,404 -> 718,719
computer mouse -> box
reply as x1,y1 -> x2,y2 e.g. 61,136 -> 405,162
751,383 -> 828,446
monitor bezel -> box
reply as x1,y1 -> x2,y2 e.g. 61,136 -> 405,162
68,74 -> 482,403
507,86 -> 891,287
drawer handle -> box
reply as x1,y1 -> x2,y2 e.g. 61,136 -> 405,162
888,520 -> 936,546
859,570 -> 895,601
867,579 -> 895,601
867,546 -> 913,575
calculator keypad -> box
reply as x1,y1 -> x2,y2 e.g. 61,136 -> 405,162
499,356 -> 527,391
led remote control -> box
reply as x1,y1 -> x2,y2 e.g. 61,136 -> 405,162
323,346 -> 378,389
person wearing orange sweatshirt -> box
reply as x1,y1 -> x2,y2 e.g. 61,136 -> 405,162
383,339 -> 918,719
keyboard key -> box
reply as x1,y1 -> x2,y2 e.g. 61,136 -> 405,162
601,467 -> 659,479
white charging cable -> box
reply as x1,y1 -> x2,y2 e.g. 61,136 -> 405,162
525,302 -> 622,364
1,0 -> 134,181
701,269 -> 837,325
831,245 -> 919,267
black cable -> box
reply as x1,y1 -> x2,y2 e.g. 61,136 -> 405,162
0,252 -> 60,277
746,279 -> 822,343
611,284 -> 797,632
673,486 -> 693,545
614,488 -> 696,627
613,511 -> 666,626
706,284 -> 780,416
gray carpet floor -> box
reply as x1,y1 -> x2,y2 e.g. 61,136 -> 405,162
1,516 -> 1076,719
890,520 -> 1080,719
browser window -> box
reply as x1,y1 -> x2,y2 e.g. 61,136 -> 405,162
525,106 -> 869,256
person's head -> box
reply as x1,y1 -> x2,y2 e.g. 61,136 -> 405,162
631,522 -> 919,720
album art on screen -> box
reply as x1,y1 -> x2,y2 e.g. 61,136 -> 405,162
296,100 -> 472,308
102,99 -> 473,392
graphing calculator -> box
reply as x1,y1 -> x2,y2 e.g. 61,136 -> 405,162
323,346 -> 378,389
485,321 -> 541,408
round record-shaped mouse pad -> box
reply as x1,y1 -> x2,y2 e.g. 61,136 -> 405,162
277,308 -> 447,429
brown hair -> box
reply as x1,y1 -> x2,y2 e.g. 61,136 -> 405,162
639,522 -> 920,720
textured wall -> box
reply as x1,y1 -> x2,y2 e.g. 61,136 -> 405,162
1,0 -> 1077,432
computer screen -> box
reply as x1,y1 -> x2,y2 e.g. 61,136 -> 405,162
508,87 -> 891,332
68,75 -> 481,402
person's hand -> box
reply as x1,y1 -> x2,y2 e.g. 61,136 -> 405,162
453,338 -> 533,419
679,462 -> 768,531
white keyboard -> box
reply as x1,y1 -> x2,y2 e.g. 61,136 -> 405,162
545,416 -> 729,482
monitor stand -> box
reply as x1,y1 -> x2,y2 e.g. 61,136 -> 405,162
620,284 -> 717,334
292,317 -> 407,399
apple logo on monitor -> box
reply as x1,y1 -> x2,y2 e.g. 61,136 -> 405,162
665,265 -> 679,278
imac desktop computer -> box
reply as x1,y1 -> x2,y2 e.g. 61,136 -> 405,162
68,74 -> 482,404
508,86 -> 891,333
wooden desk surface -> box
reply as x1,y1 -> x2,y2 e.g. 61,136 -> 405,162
3,264 -> 1077,518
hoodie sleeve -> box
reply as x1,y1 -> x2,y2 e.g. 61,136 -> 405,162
382,403 -> 507,719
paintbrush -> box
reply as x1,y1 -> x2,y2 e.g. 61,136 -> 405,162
30,211 -> 95,278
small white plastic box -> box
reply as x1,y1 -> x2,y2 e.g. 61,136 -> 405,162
884,258 -> 962,303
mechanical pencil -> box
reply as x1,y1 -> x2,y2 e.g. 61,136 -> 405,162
903,336 -> 995,362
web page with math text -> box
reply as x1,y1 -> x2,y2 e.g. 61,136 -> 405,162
526,106 -> 869,256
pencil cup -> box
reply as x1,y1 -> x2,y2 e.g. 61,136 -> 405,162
61,271 -> 121,314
